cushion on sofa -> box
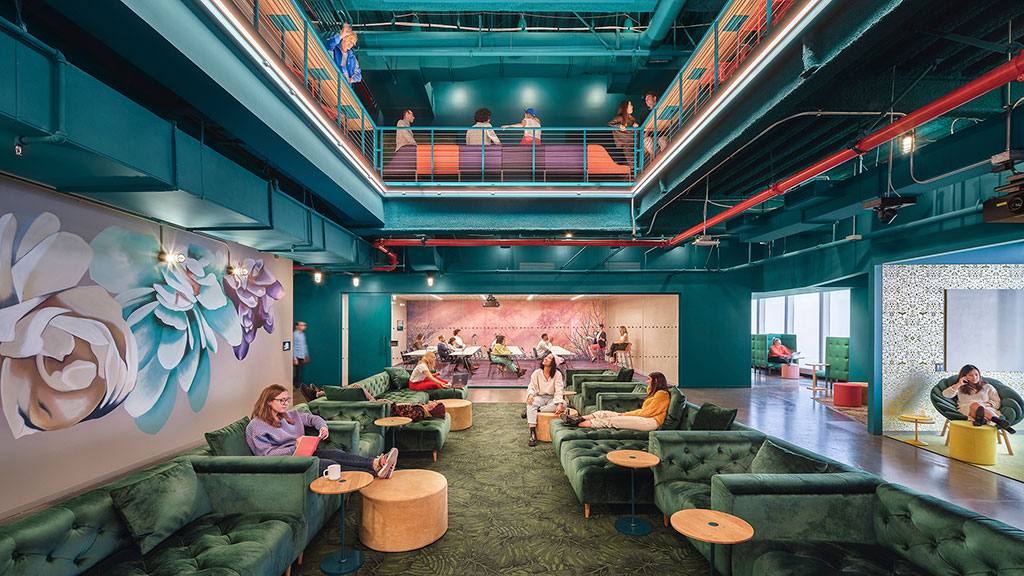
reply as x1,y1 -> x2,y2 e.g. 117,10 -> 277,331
204,417 -> 252,456
603,370 -> 618,377
384,367 -> 411,389
744,541 -> 930,576
690,403 -> 738,430
750,439 -> 829,475
616,368 -> 635,382
109,462 -> 212,554
660,388 -> 688,430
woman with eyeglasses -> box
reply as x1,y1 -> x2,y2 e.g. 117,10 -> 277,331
246,384 -> 399,478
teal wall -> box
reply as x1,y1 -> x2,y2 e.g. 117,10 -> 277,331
294,268 -> 756,388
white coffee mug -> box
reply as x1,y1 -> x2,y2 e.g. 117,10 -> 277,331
323,464 -> 341,481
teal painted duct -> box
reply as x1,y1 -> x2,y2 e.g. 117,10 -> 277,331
0,17 -> 373,268
354,31 -> 679,57
639,0 -> 689,50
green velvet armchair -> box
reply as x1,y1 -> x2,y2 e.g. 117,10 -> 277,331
930,375 -> 1022,456
751,334 -> 796,375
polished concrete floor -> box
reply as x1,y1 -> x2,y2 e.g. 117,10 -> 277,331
468,371 -> 1024,529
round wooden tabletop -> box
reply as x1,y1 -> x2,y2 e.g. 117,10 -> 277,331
359,469 -> 447,502
807,362 -> 829,368
897,414 -> 935,424
670,509 -> 753,544
375,416 -> 413,427
309,471 -> 375,495
606,449 -> 660,468
439,399 -> 471,408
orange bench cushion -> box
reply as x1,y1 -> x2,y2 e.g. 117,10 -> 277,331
417,145 -> 460,175
586,145 -> 631,175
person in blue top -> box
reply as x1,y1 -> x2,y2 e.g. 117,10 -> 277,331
326,23 -> 362,85
293,320 -> 309,389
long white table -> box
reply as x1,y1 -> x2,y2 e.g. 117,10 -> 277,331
450,346 -> 481,357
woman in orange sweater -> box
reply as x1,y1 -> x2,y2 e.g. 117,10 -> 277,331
561,372 -> 670,431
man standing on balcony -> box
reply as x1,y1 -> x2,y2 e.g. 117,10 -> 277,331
643,92 -> 668,161
396,109 -> 417,151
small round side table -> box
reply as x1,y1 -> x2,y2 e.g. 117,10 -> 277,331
375,416 -> 412,451
607,449 -> 660,536
806,363 -> 829,392
309,472 -> 375,575
897,414 -> 935,446
671,508 -> 753,576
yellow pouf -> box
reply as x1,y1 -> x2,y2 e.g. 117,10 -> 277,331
536,412 -> 557,442
440,399 -> 472,430
948,420 -> 997,465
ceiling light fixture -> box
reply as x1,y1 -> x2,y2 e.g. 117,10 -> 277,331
352,275 -> 360,287
565,232 -> 573,238
227,263 -> 250,277
159,250 -> 186,265
313,271 -> 323,284
426,275 -> 434,287
901,133 -> 914,154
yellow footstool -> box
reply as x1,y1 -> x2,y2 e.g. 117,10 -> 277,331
536,412 -> 557,443
948,420 -> 997,465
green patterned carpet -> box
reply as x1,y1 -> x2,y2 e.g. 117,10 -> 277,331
295,402 -> 708,576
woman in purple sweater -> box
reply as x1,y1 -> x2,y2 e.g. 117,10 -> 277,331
246,384 -> 398,478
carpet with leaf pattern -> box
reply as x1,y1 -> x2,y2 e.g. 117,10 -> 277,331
295,402 -> 708,576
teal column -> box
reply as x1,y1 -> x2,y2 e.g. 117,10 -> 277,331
848,274 -> 877,433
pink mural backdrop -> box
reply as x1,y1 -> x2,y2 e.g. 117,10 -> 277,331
406,299 -> 606,358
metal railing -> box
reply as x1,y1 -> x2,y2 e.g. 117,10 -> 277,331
374,126 -> 642,186
640,0 -> 797,167
224,0 -> 378,163
215,0 -> 799,189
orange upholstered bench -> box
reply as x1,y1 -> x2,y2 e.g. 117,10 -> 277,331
586,145 -> 632,176
416,145 -> 460,176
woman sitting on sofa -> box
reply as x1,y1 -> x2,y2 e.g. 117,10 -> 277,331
942,364 -> 1016,433
246,384 -> 399,478
410,351 -> 464,391
561,372 -> 670,431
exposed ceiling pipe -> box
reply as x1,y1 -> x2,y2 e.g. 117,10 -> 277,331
376,53 -> 1024,253
639,0 -> 689,50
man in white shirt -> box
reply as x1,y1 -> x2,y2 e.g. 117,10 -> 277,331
396,109 -> 416,151
452,329 -> 477,371
466,108 -> 501,147
535,333 -> 553,358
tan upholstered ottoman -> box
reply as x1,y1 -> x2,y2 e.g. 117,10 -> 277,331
359,469 -> 448,551
440,399 -> 472,430
537,412 -> 557,442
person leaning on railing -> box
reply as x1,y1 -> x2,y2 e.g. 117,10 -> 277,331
325,23 -> 362,85
396,109 -> 417,151
466,108 -> 501,146
643,91 -> 669,161
607,100 -> 639,168
502,108 -> 542,145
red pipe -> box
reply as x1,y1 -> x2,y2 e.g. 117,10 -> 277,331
378,53 -> 1024,252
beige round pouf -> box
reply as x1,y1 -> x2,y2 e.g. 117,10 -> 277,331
440,399 -> 472,430
536,412 -> 558,442
359,469 -> 448,551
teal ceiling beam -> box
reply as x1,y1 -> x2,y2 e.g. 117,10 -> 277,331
354,31 -> 674,57
374,197 -> 632,234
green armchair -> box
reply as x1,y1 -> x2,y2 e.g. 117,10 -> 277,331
564,367 -> 635,393
815,336 -> 850,389
574,381 -> 646,413
751,334 -> 796,375
930,376 -> 1022,455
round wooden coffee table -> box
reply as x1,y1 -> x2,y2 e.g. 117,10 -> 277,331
440,399 -> 472,430
607,449 -> 661,536
375,416 -> 412,451
671,509 -> 753,576
309,472 -> 375,575
359,469 -> 448,551
897,414 -> 935,446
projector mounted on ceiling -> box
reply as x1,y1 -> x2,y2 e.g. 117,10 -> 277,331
693,235 -> 720,247
482,295 -> 500,308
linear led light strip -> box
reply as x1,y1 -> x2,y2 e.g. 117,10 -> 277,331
632,0 -> 834,193
197,0 -> 386,195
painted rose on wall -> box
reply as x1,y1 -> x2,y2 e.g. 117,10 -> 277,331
0,213 -> 137,438
90,228 -> 241,434
224,258 -> 284,360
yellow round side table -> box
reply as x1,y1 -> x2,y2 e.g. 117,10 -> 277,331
948,420 -> 997,465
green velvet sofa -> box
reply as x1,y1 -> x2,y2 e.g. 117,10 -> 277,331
320,368 -> 460,460
292,399 -> 388,458
0,455 -> 327,576
751,333 -> 796,375
648,429 -> 867,574
550,389 -> 751,518
564,367 -> 635,394
720,478 -> 1024,576
573,381 -> 647,414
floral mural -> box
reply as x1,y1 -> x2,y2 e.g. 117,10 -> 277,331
0,213 -> 137,438
224,258 -> 284,360
90,228 -> 243,433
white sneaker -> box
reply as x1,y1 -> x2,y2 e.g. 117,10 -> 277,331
377,448 -> 399,479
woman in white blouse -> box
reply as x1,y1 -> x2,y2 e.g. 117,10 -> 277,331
942,364 -> 1015,433
524,355 -> 565,446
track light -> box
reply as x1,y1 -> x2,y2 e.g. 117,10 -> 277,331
313,271 -> 323,284
227,264 -> 250,278
352,275 -> 360,287
518,14 -> 527,31
565,232 -> 573,238
877,208 -> 900,224
159,250 -> 186,265
901,133 -> 914,154
426,275 -> 434,287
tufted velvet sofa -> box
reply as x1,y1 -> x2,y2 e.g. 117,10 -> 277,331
565,367 -> 635,393
725,480 -> 1024,576
293,400 -> 388,458
649,429 -> 866,574
0,455 -> 328,576
320,369 -> 461,460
